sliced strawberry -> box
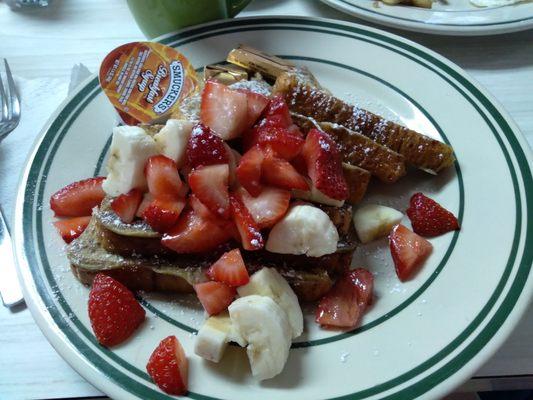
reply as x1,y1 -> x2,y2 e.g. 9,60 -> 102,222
236,145 -> 264,197
302,128 -> 348,201
141,197 -> 186,233
225,144 -> 241,188
50,177 -> 105,217
53,216 -> 91,243
389,224 -> 433,281
236,186 -> 290,229
200,80 -> 248,140
230,194 -> 264,251
111,189 -> 143,224
406,192 -> 460,237
88,273 -> 145,346
262,150 -> 309,191
162,209 -> 233,253
237,89 -> 269,127
263,95 -> 292,128
145,155 -> 182,199
245,124 -> 304,160
146,335 -> 188,395
194,281 -> 236,315
189,194 -> 241,242
186,123 -> 229,169
136,193 -> 154,219
188,164 -> 230,218
315,272 -> 361,330
207,248 -> 249,287
347,268 -> 374,312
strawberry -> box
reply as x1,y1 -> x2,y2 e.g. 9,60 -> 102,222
262,149 -> 309,191
236,145 -> 264,197
245,124 -> 304,160
200,80 -> 248,140
389,224 -> 433,281
162,209 -> 233,253
189,194 -> 241,242
136,193 -> 154,218
302,128 -> 348,201
188,164 -> 230,218
141,197 -> 186,233
348,268 -> 374,312
207,248 -> 249,287
111,189 -> 143,223
186,123 -> 229,168
194,281 -> 236,315
315,272 -> 361,330
230,194 -> 264,251
236,89 -> 269,127
145,155 -> 182,199
406,192 -> 460,237
263,95 -> 292,128
225,144 -> 241,188
53,216 -> 91,243
50,177 -> 105,217
236,186 -> 290,229
146,335 -> 188,395
88,273 -> 145,346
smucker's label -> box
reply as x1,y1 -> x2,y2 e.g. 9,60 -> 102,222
99,42 -> 199,124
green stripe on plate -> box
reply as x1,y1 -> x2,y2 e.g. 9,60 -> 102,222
21,18 -> 532,400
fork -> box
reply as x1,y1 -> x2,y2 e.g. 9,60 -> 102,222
0,59 -> 24,307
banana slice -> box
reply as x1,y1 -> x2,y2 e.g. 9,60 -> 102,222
237,268 -> 303,338
194,312 -> 246,363
102,125 -> 159,196
266,204 -> 339,257
228,295 -> 292,381
353,204 -> 403,244
153,119 -> 193,168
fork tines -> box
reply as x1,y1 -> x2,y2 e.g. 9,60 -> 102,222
0,59 -> 21,138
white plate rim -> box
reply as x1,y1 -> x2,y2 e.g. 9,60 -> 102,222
320,0 -> 533,36
13,16 -> 533,400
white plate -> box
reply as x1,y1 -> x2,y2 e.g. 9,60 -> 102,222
321,0 -> 533,35
13,17 -> 533,400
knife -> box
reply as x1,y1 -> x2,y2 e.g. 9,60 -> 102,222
0,207 -> 24,307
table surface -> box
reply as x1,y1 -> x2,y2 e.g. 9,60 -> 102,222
0,0 -> 532,399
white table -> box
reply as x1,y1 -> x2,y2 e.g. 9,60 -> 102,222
0,0 -> 531,399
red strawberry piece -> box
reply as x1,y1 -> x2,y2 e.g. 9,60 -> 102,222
246,124 -> 304,160
141,197 -> 186,233
236,186 -> 290,229
236,145 -> 264,197
88,273 -> 145,346
145,155 -> 182,199
389,224 -> 433,282
207,248 -> 249,287
146,335 -> 188,396
406,192 -> 460,237
315,272 -> 361,330
347,268 -> 374,312
194,281 -> 236,316
162,209 -> 233,253
200,80 -> 248,140
53,216 -> 91,243
302,128 -> 348,201
263,95 -> 292,128
111,189 -> 143,224
136,193 -> 154,219
225,144 -> 241,188
262,149 -> 309,191
50,177 -> 105,217
186,123 -> 229,169
236,89 -> 269,127
188,164 -> 230,218
230,194 -> 264,251
189,194 -> 241,242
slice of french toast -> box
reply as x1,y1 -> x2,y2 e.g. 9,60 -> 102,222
274,73 -> 455,174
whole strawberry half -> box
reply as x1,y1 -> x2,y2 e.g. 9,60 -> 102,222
88,273 -> 145,347
406,192 -> 460,237
146,335 -> 188,395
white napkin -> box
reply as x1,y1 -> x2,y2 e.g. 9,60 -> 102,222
0,64 -> 92,227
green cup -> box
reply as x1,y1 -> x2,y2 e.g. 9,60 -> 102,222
127,0 -> 252,39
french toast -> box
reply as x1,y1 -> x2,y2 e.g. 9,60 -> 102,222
273,72 -> 455,174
